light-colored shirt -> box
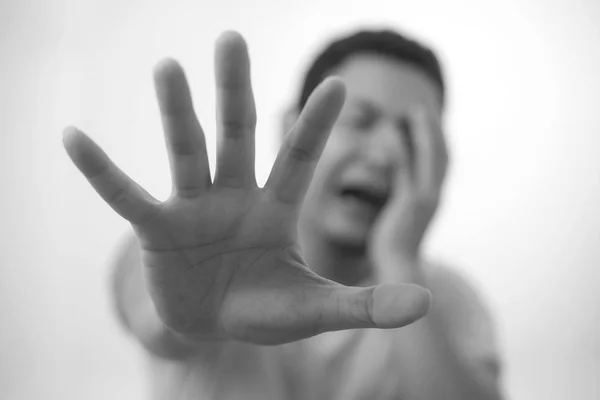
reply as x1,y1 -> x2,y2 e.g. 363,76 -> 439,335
132,263 -> 500,400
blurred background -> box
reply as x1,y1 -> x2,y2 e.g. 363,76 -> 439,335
1,0 -> 599,398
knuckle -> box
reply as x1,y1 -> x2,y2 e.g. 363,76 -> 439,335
355,287 -> 376,327
106,185 -> 129,207
221,120 -> 246,138
287,146 -> 314,163
85,160 -> 110,180
221,119 -> 254,139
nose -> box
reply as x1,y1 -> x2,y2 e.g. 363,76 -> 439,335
361,119 -> 408,171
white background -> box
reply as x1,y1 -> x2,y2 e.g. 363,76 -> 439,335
1,0 -> 599,399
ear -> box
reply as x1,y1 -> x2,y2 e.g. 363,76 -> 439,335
280,106 -> 300,138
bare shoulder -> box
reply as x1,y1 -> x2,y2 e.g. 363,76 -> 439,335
423,260 -> 503,379
421,261 -> 491,314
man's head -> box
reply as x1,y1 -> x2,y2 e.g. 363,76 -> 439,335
288,29 -> 446,252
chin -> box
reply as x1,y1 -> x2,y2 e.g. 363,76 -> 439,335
322,211 -> 371,251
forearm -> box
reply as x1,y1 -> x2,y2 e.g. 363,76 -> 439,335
386,265 -> 502,400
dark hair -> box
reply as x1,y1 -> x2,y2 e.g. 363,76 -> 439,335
297,29 -> 445,111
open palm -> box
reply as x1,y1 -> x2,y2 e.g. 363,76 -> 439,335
63,31 -> 430,345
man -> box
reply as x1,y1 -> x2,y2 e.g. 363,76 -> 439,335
63,29 -> 503,399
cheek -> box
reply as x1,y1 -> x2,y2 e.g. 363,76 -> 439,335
312,130 -> 350,185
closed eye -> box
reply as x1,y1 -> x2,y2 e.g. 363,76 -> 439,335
351,114 -> 376,131
340,100 -> 380,133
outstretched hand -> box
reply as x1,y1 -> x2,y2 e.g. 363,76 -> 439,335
63,31 -> 431,345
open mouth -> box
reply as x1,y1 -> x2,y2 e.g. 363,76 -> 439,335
339,186 -> 389,209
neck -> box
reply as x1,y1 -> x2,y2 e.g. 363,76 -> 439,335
298,223 -> 373,287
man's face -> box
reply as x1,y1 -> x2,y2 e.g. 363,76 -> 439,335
298,53 -> 443,248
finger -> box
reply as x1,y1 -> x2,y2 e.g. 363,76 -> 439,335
398,116 -> 415,172
63,126 -> 160,225
154,59 -> 211,198
265,77 -> 346,204
395,117 -> 417,193
409,108 -> 448,195
213,31 -> 257,188
310,282 -> 431,334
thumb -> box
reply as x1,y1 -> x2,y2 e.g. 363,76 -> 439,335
312,283 -> 431,334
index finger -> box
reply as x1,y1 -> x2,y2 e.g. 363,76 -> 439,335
265,77 -> 346,204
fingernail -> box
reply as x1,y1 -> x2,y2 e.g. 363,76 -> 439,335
371,283 -> 431,328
